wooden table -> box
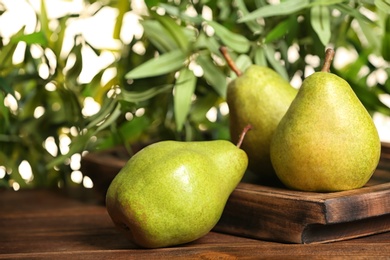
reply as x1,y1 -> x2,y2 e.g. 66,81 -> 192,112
1,189 -> 390,259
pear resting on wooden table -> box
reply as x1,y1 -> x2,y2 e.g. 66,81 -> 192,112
106,126 -> 251,248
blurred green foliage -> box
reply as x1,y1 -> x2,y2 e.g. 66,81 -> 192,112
0,0 -> 389,189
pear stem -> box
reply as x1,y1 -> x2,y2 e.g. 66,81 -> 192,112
219,46 -> 242,77
321,48 -> 335,72
236,124 -> 252,148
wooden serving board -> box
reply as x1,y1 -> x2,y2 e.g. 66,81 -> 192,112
81,142 -> 390,244
214,143 -> 390,244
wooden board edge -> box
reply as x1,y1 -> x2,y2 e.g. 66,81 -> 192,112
301,213 -> 390,244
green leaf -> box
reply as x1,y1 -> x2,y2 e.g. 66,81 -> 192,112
264,18 -> 292,44
207,21 -> 251,53
125,50 -> 186,79
196,54 -> 227,98
235,0 -> 264,33
95,103 -> 122,132
235,54 -> 253,74
310,6 -> 331,46
338,49 -> 370,79
47,102 -> 122,169
159,3 -> 203,24
310,0 -> 346,6
174,68 -> 197,131
351,81 -> 390,116
96,116 -> 150,150
46,133 -> 93,169
113,0 -> 130,40
375,0 -> 390,14
145,0 -> 162,9
0,44 -> 16,70
0,92 -> 9,127
254,48 -> 267,66
82,70 -> 104,97
94,75 -> 117,104
190,93 -> 219,123
335,4 -> 373,24
382,16 -> 390,61
238,0 -> 310,22
0,28 -> 23,70
358,17 -> 381,52
194,32 -> 222,57
120,84 -> 173,103
85,98 -> 118,130
0,178 -> 9,189
152,13 -> 189,51
263,44 -> 289,81
141,20 -> 178,52
0,77 -> 14,96
118,116 -> 150,143
52,16 -> 68,57
66,40 -> 83,81
10,31 -> 48,46
378,80 -> 390,95
39,0 -> 51,41
0,78 -> 14,128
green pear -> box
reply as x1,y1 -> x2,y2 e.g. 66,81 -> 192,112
106,136 -> 248,248
220,47 -> 297,181
270,48 -> 381,192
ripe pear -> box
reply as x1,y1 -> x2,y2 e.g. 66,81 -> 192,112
220,47 -> 297,181
105,131 -> 249,248
270,48 -> 381,192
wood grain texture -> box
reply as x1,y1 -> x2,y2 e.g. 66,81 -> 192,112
215,143 -> 390,244
1,189 -> 390,259
81,142 -> 390,245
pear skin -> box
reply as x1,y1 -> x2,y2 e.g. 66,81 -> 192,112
106,140 -> 248,248
270,49 -> 381,192
227,65 -> 297,182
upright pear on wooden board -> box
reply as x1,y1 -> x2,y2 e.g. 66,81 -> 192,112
220,47 -> 297,182
270,48 -> 381,192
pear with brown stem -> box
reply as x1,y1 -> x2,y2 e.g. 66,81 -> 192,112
106,125 -> 251,248
220,46 -> 297,182
270,48 -> 381,192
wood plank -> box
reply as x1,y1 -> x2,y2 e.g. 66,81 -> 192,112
2,241 -> 390,260
1,189 -> 390,259
80,142 -> 390,244
215,147 -> 390,244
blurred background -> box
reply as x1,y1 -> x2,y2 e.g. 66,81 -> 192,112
0,0 -> 389,191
